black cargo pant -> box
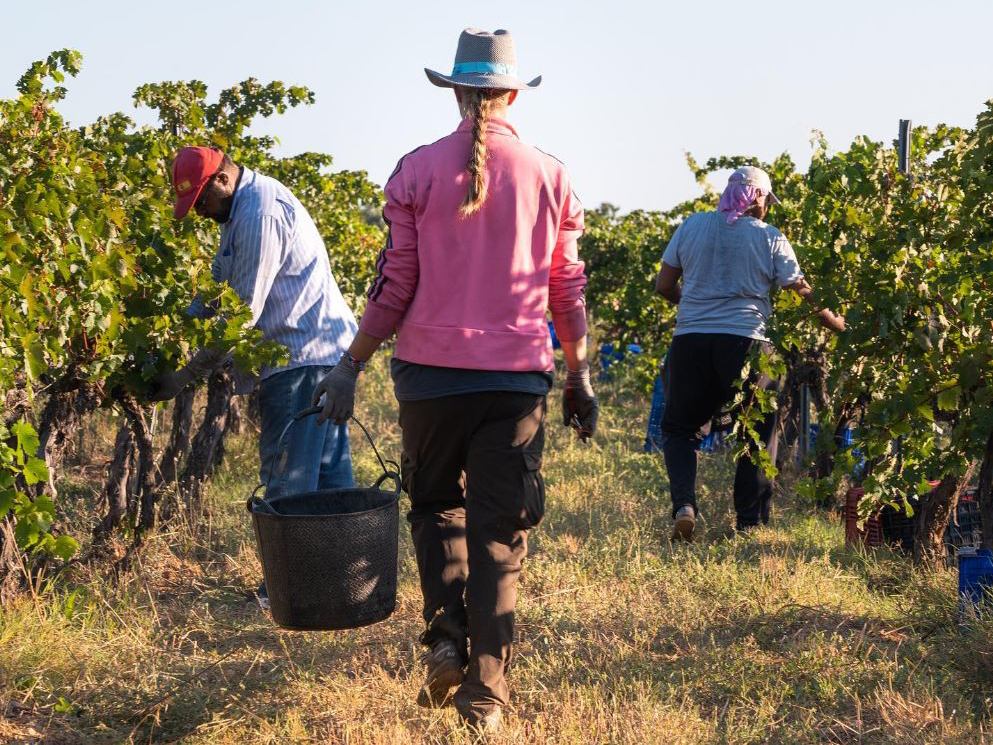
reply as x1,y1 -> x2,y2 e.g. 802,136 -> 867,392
399,392 -> 546,716
660,333 -> 780,530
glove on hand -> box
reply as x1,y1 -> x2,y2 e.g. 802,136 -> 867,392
149,368 -> 195,402
562,366 -> 598,442
148,348 -> 225,402
313,357 -> 361,425
185,347 -> 226,378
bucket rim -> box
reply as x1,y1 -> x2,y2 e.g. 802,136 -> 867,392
268,602 -> 397,631
247,486 -> 400,520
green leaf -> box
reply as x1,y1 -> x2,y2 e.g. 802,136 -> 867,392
52,535 -> 79,560
24,340 -> 46,381
0,488 -> 14,518
936,386 -> 960,412
10,421 -> 40,457
14,518 -> 40,548
31,495 -> 56,521
21,457 -> 49,486
889,420 -> 912,437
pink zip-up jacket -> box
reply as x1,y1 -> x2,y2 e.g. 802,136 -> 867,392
359,116 -> 588,372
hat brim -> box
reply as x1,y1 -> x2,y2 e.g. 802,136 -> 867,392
768,191 -> 782,205
173,181 -> 208,219
424,68 -> 541,90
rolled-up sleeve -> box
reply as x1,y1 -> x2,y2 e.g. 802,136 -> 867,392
360,159 -> 419,339
548,186 -> 588,342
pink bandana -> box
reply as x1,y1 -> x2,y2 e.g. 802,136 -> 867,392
718,182 -> 763,225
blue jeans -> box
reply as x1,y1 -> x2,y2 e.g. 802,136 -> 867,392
258,365 -> 355,498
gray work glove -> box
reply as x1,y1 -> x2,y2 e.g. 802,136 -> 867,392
148,348 -> 224,402
562,366 -> 598,442
313,357 -> 361,425
149,367 -> 195,402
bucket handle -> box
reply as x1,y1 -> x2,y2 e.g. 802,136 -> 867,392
373,471 -> 403,495
261,406 -> 401,498
246,495 -> 279,515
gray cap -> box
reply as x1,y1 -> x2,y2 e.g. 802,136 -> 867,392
729,166 -> 781,204
425,28 -> 541,90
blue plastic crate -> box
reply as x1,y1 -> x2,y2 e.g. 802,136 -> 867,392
700,430 -> 732,453
804,425 -> 866,476
644,374 -> 665,453
959,548 -> 993,613
699,432 -> 714,452
645,374 -> 731,454
839,427 -> 867,476
599,343 -> 643,380
808,423 -> 859,448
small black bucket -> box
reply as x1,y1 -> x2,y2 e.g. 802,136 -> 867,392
247,408 -> 401,631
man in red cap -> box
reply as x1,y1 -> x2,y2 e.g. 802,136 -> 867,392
171,146 -> 226,221
154,146 -> 359,608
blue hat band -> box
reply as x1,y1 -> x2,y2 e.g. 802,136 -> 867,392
451,61 -> 518,76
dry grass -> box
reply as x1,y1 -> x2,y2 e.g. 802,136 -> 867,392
1,358 -> 991,744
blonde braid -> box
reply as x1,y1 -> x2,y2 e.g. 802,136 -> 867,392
459,87 -> 511,217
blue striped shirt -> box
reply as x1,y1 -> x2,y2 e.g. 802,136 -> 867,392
201,167 -> 357,382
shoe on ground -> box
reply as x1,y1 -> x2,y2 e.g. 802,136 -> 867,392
735,521 -> 760,535
256,580 -> 270,611
457,705 -> 502,734
671,505 -> 696,542
416,639 -> 466,708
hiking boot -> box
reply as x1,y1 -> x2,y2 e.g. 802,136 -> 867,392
416,639 -> 466,708
671,505 -> 696,542
457,705 -> 503,734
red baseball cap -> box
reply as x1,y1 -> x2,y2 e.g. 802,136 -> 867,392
171,147 -> 224,218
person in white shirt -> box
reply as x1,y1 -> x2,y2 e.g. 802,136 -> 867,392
655,166 -> 845,541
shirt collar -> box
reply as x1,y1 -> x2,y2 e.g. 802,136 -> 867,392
455,115 -> 520,140
225,166 -> 252,224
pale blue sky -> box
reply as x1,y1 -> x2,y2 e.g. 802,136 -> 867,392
4,0 -> 993,210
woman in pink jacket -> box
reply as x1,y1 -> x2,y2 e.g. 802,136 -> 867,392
314,28 -> 597,732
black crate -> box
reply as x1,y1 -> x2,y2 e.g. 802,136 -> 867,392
879,489 -> 983,557
947,499 -> 983,551
879,503 -> 916,552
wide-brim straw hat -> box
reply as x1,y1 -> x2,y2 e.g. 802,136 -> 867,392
425,28 -> 541,90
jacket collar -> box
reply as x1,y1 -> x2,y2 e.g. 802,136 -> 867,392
455,115 -> 520,139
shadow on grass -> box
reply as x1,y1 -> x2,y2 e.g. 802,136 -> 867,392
18,491 -> 428,744
44,565 -> 426,743
514,588 -> 902,730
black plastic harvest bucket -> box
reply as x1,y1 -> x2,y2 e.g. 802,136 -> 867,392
247,407 -> 401,631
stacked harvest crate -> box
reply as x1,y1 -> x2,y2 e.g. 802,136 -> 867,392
845,485 -> 983,558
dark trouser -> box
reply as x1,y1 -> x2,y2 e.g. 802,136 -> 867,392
660,333 -> 780,530
398,392 -> 546,716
